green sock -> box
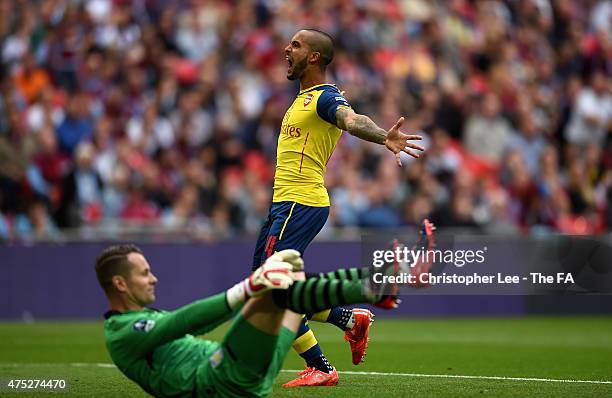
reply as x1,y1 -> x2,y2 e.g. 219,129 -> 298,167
272,278 -> 374,314
316,267 -> 370,281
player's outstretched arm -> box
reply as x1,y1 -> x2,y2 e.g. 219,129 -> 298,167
336,108 -> 424,166
126,251 -> 303,356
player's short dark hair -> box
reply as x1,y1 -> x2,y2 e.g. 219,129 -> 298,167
95,244 -> 143,294
303,29 -> 334,69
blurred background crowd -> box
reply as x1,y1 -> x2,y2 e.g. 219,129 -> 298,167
0,0 -> 610,241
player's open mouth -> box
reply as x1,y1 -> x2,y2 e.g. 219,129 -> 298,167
286,55 -> 293,67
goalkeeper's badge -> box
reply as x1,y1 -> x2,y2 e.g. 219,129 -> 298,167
133,319 -> 156,333
209,348 -> 224,368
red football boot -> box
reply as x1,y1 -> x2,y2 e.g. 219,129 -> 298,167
344,308 -> 374,365
373,239 -> 401,309
408,218 -> 437,287
282,367 -> 339,387
373,219 -> 437,308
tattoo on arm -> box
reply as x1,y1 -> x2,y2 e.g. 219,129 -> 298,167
336,108 -> 386,145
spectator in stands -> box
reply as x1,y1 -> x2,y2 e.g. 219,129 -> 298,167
56,141 -> 103,227
119,182 -> 159,223
126,100 -> 175,157
56,92 -> 94,155
464,92 -> 513,165
14,199 -> 61,240
13,53 -> 51,104
161,183 -> 202,230
565,71 -> 612,148
507,112 -> 547,176
32,125 -> 70,208
102,163 -> 130,219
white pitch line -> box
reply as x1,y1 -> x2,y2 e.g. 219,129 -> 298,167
1,363 -> 611,385
71,362 -> 116,368
281,369 -> 612,385
0,363 -> 117,369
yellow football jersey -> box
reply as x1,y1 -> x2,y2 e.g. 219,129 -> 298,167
273,84 -> 352,207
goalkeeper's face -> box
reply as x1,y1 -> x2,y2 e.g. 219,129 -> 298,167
123,253 -> 158,306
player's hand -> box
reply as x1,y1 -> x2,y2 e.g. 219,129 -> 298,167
246,259 -> 295,297
227,254 -> 302,308
267,249 -> 304,271
384,117 -> 424,167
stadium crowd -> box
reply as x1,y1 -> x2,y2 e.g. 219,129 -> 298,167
0,0 -> 610,241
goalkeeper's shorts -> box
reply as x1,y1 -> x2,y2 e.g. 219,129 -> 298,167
195,315 -> 295,397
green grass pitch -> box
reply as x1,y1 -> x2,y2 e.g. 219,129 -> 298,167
1,317 -> 611,397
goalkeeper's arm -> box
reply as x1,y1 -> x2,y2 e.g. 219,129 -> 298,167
131,250 -> 303,355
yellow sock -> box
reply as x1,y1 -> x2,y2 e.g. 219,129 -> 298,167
310,309 -> 331,323
293,329 -> 318,353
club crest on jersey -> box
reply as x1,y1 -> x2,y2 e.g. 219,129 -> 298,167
209,348 -> 224,368
303,93 -> 314,107
133,319 -> 156,333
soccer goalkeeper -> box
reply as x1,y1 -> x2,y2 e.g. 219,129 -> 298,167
96,244 -> 401,398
